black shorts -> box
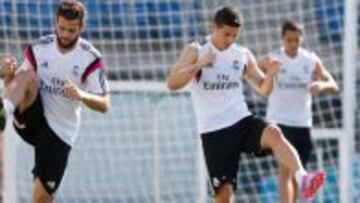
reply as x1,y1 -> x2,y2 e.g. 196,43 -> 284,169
278,124 -> 312,166
13,95 -> 71,195
201,115 -> 268,194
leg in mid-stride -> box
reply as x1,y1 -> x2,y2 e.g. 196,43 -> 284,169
0,56 -> 38,132
277,125 -> 313,203
260,123 -> 325,201
3,67 -> 72,203
0,62 -> 54,203
200,116 -> 325,203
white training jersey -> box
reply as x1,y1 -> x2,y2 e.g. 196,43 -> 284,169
189,37 -> 251,134
266,47 -> 317,127
22,35 -> 110,146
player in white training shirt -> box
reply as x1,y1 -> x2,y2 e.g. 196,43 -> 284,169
260,21 -> 338,203
0,1 -> 110,202
167,6 -> 325,203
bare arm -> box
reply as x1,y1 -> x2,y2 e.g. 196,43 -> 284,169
80,92 -> 110,113
167,44 -> 215,90
308,57 -> 339,94
62,80 -> 111,113
244,53 -> 281,96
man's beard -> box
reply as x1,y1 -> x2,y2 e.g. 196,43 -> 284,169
56,34 -> 79,50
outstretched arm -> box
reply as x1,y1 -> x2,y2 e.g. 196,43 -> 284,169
167,44 -> 215,90
308,57 -> 339,94
244,52 -> 281,96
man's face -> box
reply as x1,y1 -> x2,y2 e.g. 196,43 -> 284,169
282,30 -> 302,56
213,24 -> 240,50
55,16 -> 83,49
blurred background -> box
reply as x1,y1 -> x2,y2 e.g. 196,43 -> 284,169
0,0 -> 358,202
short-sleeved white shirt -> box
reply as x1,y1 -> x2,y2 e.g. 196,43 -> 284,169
23,35 -> 110,146
266,47 -> 317,127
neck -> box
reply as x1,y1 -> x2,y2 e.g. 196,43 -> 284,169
56,37 -> 79,54
285,49 -> 298,58
57,43 -> 76,54
210,35 -> 224,51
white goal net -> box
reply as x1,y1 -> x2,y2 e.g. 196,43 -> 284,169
1,0 -> 358,203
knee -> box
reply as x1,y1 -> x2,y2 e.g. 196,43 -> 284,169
261,124 -> 286,148
15,69 -> 37,86
16,70 -> 38,96
269,125 -> 284,141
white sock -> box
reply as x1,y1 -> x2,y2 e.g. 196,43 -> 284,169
2,99 -> 15,118
295,168 -> 308,187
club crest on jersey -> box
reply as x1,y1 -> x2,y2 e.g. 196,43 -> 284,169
72,65 -> 80,77
232,60 -> 240,70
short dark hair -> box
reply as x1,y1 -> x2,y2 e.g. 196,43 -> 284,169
56,0 -> 86,22
281,21 -> 303,37
214,6 -> 242,27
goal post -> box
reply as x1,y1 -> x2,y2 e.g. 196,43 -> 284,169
340,0 -> 358,203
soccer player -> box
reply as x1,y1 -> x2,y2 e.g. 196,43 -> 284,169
260,21 -> 339,203
0,1 -> 110,202
167,6 -> 325,203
